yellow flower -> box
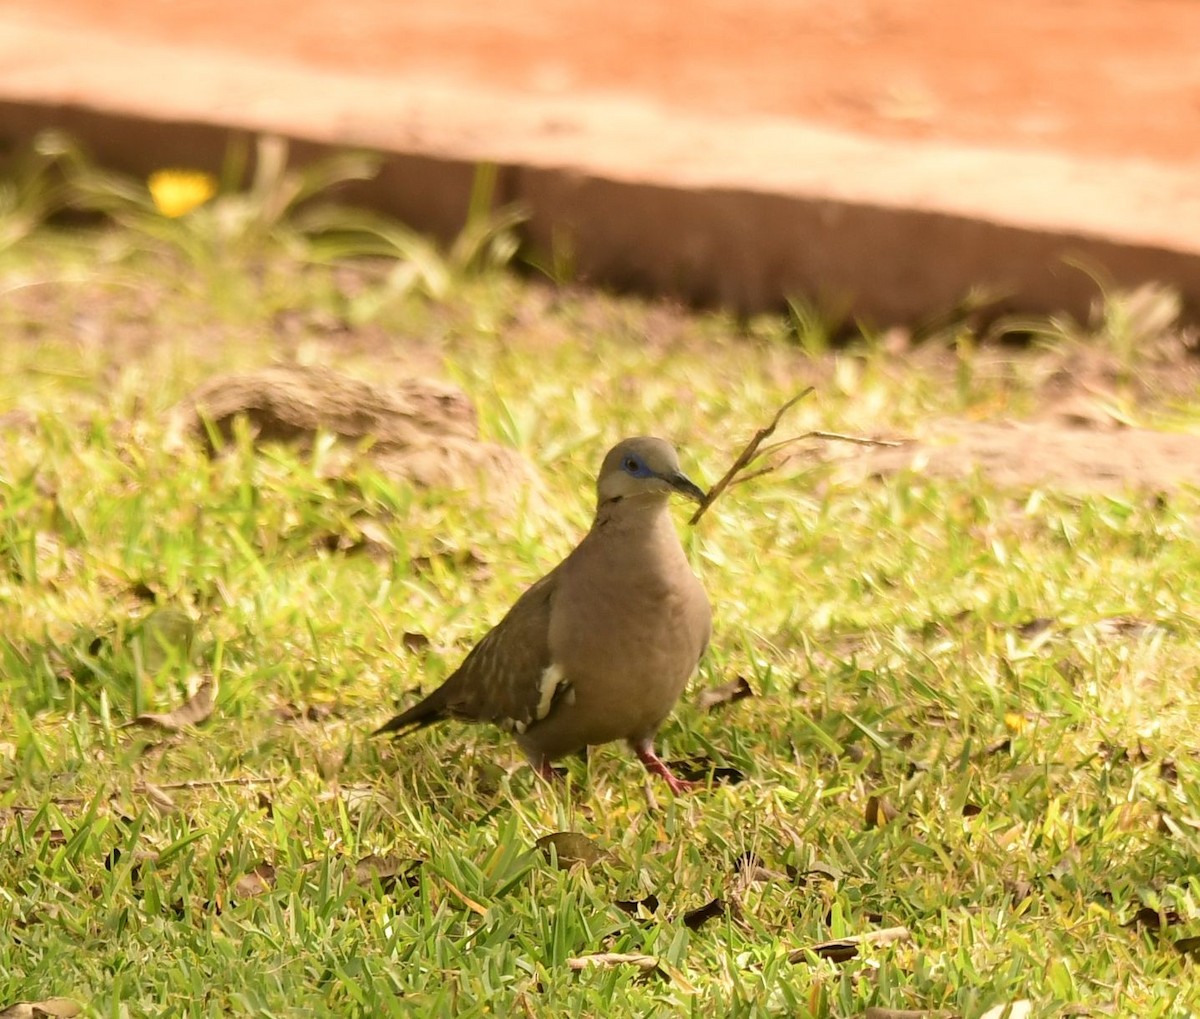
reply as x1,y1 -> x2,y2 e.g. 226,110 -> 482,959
147,169 -> 217,218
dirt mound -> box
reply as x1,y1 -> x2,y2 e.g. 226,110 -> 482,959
169,365 -> 536,503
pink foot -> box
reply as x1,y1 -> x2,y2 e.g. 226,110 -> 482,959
635,743 -> 699,795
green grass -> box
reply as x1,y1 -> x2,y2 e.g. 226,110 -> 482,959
1,216 -> 1199,1018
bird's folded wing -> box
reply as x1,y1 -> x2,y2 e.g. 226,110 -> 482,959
441,570 -> 560,733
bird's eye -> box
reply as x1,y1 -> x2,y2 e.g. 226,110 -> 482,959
623,456 -> 640,473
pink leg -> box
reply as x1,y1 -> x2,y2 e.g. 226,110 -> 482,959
532,758 -> 560,783
634,742 -> 699,795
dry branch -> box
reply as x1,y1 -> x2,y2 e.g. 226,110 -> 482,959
689,389 -> 904,524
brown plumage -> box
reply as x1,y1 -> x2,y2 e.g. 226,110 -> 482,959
374,436 -> 712,793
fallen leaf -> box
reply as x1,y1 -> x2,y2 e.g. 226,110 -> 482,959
535,832 -> 606,870
1175,935 -> 1200,958
664,756 -> 746,785
438,876 -> 488,916
273,701 -> 334,722
865,794 -> 900,829
353,854 -> 422,891
614,893 -> 659,916
682,897 -> 725,930
232,861 -> 276,900
402,632 -> 430,653
140,782 -> 177,813
0,999 -> 82,1019
864,1009 -> 956,1019
735,851 -> 788,883
979,1001 -> 1032,1019
789,925 -> 911,964
791,861 -> 842,886
696,676 -> 753,712
129,674 -> 216,731
1005,879 -> 1034,904
1094,616 -> 1157,641
1123,905 -> 1183,930
130,581 -> 157,603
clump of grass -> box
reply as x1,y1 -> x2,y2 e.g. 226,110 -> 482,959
0,154 -> 1198,1017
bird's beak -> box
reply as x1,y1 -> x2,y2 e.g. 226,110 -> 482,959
665,470 -> 707,504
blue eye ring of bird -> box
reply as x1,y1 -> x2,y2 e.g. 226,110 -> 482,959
620,452 -> 705,502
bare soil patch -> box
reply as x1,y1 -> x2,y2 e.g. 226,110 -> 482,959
839,421 -> 1200,496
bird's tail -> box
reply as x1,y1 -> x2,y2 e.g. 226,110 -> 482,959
372,688 -> 448,738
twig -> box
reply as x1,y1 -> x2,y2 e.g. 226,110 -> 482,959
139,776 -> 283,792
689,389 -> 905,524
566,953 -> 661,972
689,388 -> 814,525
804,430 -> 902,448
0,776 -> 284,814
789,924 -> 912,964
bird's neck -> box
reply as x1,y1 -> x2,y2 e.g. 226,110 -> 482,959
592,493 -> 674,534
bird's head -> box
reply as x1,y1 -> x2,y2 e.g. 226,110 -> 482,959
596,436 -> 707,507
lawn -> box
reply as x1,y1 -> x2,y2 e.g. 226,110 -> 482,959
0,141 -> 1198,1018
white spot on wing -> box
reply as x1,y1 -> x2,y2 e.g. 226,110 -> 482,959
535,663 -> 566,720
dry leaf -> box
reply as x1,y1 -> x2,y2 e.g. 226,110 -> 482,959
232,862 -> 276,900
353,854 -> 422,891
865,794 -> 900,829
141,782 -> 177,813
1006,879 -> 1034,904
438,876 -> 488,916
402,632 -> 431,653
273,701 -> 334,722
0,1000 -> 82,1019
535,832 -> 606,870
789,925 -> 911,964
663,756 -> 746,785
614,893 -> 660,916
129,674 -> 217,731
735,851 -> 788,884
864,1009 -> 956,1019
696,676 -> 754,712
1175,935 -> 1200,958
1123,905 -> 1183,930
682,896 -> 725,930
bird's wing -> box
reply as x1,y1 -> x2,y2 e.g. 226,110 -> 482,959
437,568 -> 568,734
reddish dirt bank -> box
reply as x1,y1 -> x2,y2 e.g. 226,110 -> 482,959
23,0 -> 1200,166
